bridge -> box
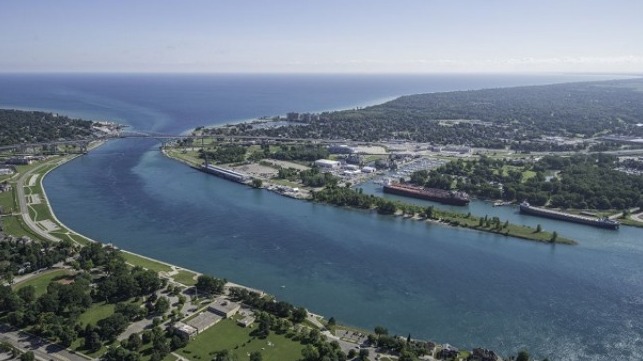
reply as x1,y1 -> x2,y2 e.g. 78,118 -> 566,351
0,130 -> 365,157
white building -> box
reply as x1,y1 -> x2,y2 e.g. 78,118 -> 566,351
314,159 -> 341,169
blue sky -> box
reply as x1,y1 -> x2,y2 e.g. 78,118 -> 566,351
1,0 -> 641,73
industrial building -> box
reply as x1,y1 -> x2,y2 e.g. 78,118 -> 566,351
314,159 -> 341,169
202,164 -> 249,183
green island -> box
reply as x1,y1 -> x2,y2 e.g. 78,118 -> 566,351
2,109 -> 525,361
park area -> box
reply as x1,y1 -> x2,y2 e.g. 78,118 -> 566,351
179,317 -> 304,361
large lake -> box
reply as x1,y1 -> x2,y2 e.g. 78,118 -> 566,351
1,74 -> 641,360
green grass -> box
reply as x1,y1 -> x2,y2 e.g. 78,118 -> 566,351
77,302 -> 116,326
30,203 -> 54,222
2,215 -> 43,239
172,270 -> 198,286
0,189 -> 16,213
269,178 -> 301,188
122,252 -> 172,273
13,269 -> 73,296
180,318 -> 304,361
619,217 -> 643,228
521,170 -> 537,181
68,233 -> 93,246
434,212 -> 576,245
161,354 -> 178,361
166,149 -> 202,167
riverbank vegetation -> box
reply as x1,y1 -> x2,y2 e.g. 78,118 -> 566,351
0,109 -> 94,146
312,186 -> 575,244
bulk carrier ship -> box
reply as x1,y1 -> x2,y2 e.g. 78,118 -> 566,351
382,180 -> 470,206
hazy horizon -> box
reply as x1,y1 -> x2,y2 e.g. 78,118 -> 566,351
1,0 -> 642,74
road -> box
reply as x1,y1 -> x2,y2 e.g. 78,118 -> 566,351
0,324 -> 92,361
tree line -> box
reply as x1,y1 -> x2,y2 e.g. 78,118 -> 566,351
0,109 -> 94,146
219,78 -> 643,146
425,154 -> 643,210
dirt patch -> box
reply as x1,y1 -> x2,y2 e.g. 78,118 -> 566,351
264,159 -> 310,171
232,163 -> 279,179
37,219 -> 60,232
353,145 -> 388,154
28,194 -> 42,204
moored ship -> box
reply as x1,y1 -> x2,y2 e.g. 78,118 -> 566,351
382,180 -> 470,206
519,201 -> 619,230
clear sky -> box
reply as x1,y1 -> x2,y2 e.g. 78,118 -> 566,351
1,0 -> 641,73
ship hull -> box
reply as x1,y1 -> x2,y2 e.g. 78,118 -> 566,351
519,204 -> 619,230
383,184 -> 470,206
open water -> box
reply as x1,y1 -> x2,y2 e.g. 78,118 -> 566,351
1,73 -> 642,360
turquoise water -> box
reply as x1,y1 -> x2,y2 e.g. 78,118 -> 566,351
1,74 -> 641,360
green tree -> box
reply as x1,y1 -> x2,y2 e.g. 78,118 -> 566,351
358,348 -> 370,361
374,326 -> 388,336
213,349 -> 238,361
153,296 -> 170,315
126,333 -> 142,351
195,275 -> 226,296
97,313 -> 129,342
291,307 -> 307,323
16,286 -> 36,303
85,330 -> 102,352
516,350 -> 530,361
249,351 -> 263,361
327,316 -> 336,328
20,351 -> 35,361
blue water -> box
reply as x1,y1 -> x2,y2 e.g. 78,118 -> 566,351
1,73 -> 642,360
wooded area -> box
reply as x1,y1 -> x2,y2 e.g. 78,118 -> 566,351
0,109 -> 94,146
232,79 -> 643,146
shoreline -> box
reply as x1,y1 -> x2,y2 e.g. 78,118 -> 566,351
36,142 -> 271,296
161,146 -> 576,245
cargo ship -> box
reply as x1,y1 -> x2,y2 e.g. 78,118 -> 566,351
519,201 -> 619,230
382,181 -> 470,206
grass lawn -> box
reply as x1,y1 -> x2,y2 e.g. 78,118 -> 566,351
2,215 -> 43,239
30,203 -> 53,222
122,252 -> 172,273
173,270 -> 198,286
0,189 -> 16,213
68,233 -> 93,246
162,354 -> 178,361
180,318 -> 304,361
78,302 -> 116,326
13,269 -> 73,296
166,149 -> 202,167
436,212 -> 575,244
269,178 -> 301,188
521,169 -> 537,181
